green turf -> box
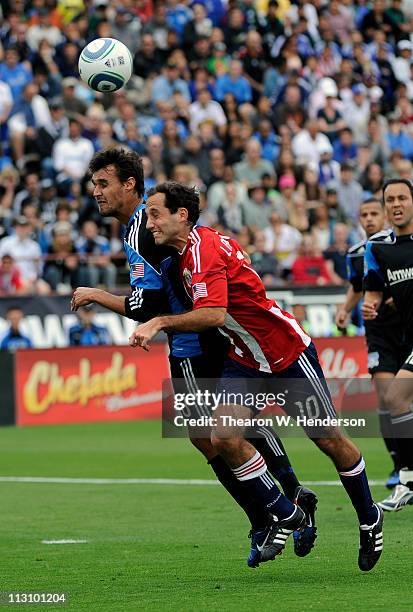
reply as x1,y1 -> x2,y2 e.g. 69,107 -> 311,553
0,421 -> 410,611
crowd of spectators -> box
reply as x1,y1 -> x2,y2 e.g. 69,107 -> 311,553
1,0 -> 413,296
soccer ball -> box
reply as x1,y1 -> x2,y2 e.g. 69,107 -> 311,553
78,38 -> 133,92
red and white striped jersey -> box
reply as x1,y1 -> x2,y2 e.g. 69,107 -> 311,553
179,226 -> 311,373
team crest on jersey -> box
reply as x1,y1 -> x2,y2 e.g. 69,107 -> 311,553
183,267 -> 192,288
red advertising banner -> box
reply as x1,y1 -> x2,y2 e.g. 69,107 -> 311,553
315,336 -> 369,377
15,344 -> 170,426
314,336 -> 376,411
13,337 -> 375,426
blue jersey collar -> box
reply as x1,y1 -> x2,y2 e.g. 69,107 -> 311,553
127,202 -> 145,227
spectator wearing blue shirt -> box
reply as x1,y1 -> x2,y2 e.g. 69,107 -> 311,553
0,306 -> 32,351
151,100 -> 189,141
0,46 -> 32,102
68,306 -> 110,347
76,220 -> 117,290
191,0 -> 226,27
333,128 -> 359,165
151,62 -> 191,106
253,119 -> 280,163
167,1 -> 193,40
386,114 -> 413,159
215,59 -> 252,105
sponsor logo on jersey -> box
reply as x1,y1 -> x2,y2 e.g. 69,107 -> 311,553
387,267 -> 413,284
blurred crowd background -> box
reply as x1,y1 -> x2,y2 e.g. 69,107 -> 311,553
1,0 -> 413,297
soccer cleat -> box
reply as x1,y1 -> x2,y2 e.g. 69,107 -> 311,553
385,469 -> 400,490
293,486 -> 318,557
247,526 -> 273,568
247,505 -> 306,568
261,505 -> 306,562
378,484 -> 413,512
358,504 -> 384,572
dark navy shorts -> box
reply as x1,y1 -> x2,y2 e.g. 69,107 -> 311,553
216,342 -> 338,426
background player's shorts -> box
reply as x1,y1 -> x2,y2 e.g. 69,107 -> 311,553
401,346 -> 413,373
216,342 -> 339,437
366,328 -> 411,374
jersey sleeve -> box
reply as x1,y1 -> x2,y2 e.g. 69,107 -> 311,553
188,234 -> 228,310
124,285 -> 168,322
346,253 -> 363,293
363,241 -> 385,292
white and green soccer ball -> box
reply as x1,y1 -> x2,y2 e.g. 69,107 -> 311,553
78,38 -> 133,92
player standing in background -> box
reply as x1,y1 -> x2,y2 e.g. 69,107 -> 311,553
68,305 -> 110,346
130,182 -> 384,572
0,305 -> 32,351
335,198 -> 407,493
363,178 -> 413,512
70,148 -> 318,564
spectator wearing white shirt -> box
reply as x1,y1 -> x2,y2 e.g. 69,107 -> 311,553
342,84 -> 371,145
0,79 -> 13,143
292,119 -> 331,167
392,39 -> 413,83
189,88 -> 227,137
25,8 -> 63,51
52,119 -> 94,195
263,211 -> 302,277
0,216 -> 50,293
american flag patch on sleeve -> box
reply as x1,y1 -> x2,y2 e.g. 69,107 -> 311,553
193,282 -> 208,301
131,262 -> 145,278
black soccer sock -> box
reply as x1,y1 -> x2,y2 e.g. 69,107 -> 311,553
232,451 -> 296,520
378,409 -> 402,470
209,455 -> 269,530
250,426 -> 301,500
338,456 -> 378,525
391,412 -> 413,471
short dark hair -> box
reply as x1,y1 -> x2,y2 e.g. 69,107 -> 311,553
6,305 -> 23,314
147,181 -> 200,226
88,148 -> 145,197
361,197 -> 384,208
382,178 -> 413,200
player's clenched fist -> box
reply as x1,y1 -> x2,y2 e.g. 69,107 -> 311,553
129,318 -> 162,351
71,287 -> 96,311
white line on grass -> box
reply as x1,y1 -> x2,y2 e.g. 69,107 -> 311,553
42,539 -> 88,545
0,476 -> 387,486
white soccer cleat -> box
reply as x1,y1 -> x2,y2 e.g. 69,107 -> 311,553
378,484 -> 413,512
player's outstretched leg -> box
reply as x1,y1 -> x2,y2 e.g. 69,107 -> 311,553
251,426 -> 318,557
315,436 -> 383,572
211,436 -> 305,568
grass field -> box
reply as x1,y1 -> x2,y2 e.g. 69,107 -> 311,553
0,420 -> 410,611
